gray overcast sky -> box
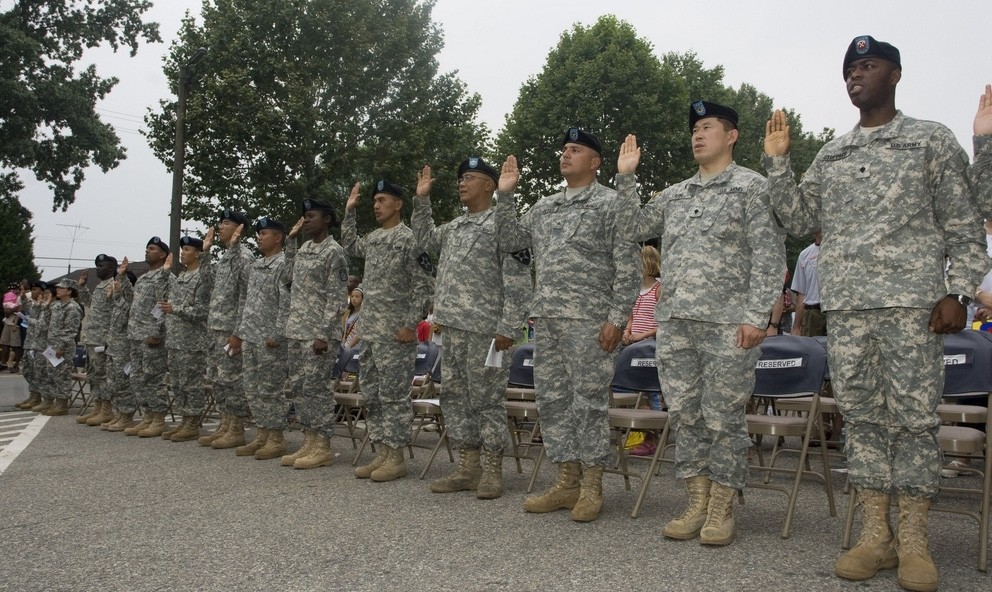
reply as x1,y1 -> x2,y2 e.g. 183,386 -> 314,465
17,0 -> 991,278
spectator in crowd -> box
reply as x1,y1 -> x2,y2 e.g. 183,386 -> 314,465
1,282 -> 24,372
622,245 -> 661,347
342,287 -> 363,349
791,229 -> 825,337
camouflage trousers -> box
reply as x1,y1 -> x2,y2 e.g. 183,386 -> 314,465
84,345 -> 108,401
130,340 -> 169,413
532,318 -> 616,467
658,319 -> 760,490
287,339 -> 337,437
105,347 -> 136,414
44,349 -> 73,401
827,309 -> 944,498
360,340 -> 416,448
208,330 -> 248,418
21,349 -> 36,393
244,341 -> 289,430
31,351 -> 53,399
439,326 -> 511,452
167,348 -> 207,417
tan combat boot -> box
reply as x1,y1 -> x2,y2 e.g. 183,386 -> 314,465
430,448 -> 482,493
294,435 -> 333,470
835,489 -> 898,580
354,445 -> 389,478
699,481 -> 736,546
43,398 -> 69,416
571,465 -> 605,522
211,416 -> 245,449
198,414 -> 230,446
282,431 -> 316,467
523,461 -> 581,513
370,445 -> 407,481
255,429 -> 287,460
170,416 -> 201,442
100,410 -> 120,430
236,427 -> 269,456
87,401 -> 115,426
16,392 -> 41,410
76,401 -> 100,424
476,451 -> 504,500
31,398 -> 54,413
107,410 -> 136,432
138,412 -> 167,438
663,476 -> 713,539
896,495 -> 938,592
124,412 -> 154,436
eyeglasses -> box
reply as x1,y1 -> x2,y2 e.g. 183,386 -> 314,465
458,173 -> 489,184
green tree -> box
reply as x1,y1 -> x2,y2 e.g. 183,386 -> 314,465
0,196 -> 41,286
145,0 -> 486,243
0,0 -> 161,210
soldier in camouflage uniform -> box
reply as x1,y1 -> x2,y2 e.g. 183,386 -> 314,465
103,266 -> 138,431
282,199 -> 349,470
14,281 -> 49,411
160,237 -> 211,442
763,36 -> 987,591
198,209 -> 253,449
970,84 -> 992,217
495,128 -> 641,522
343,179 -> 434,482
412,158 -> 532,499
25,285 -> 57,413
74,254 -> 119,427
42,279 -> 83,416
613,103 -> 785,545
124,237 -> 172,437
232,218 -> 292,461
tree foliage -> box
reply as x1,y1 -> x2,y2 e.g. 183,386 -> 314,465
496,15 -> 832,262
145,0 -> 486,240
0,196 -> 41,286
0,0 -> 161,210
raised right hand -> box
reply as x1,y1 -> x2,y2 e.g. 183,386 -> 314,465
345,182 -> 361,211
203,227 -> 215,251
617,134 -> 641,174
499,156 -> 520,193
764,110 -> 792,156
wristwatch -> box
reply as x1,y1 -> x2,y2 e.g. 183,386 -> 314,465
948,293 -> 973,307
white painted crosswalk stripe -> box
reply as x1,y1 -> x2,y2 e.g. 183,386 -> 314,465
0,412 -> 49,476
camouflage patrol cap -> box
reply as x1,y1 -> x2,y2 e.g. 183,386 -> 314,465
458,156 -> 499,184
689,101 -> 739,132
562,127 -> 602,156
179,236 -> 204,251
843,35 -> 901,79
371,179 -> 405,201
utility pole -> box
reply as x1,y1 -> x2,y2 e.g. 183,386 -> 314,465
169,46 -> 208,275
57,222 -> 90,275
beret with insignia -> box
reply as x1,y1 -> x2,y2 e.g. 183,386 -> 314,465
562,127 -> 602,156
843,35 -> 900,79
689,101 -> 738,132
458,156 -> 499,184
31,280 -> 47,290
147,236 -> 170,255
254,216 -> 287,234
301,199 -> 339,227
371,179 -> 405,201
94,253 -> 118,266
179,236 -> 204,251
219,208 -> 250,227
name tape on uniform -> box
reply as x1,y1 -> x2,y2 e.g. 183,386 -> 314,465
943,353 -> 967,366
756,357 -> 804,369
630,357 -> 657,368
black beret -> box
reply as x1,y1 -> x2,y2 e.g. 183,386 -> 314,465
843,35 -> 901,79
689,101 -> 739,131
147,236 -> 170,254
254,216 -> 287,234
31,280 -> 47,290
562,127 -> 602,155
458,157 -> 499,184
179,236 -> 204,251
302,198 -> 334,214
371,179 -> 405,200
94,254 -> 118,266
219,208 -> 250,227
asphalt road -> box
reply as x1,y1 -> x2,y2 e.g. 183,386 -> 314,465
0,373 -> 988,592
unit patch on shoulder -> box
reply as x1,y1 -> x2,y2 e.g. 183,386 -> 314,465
417,252 -> 435,274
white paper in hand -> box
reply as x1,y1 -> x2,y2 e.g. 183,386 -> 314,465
150,303 -> 164,319
42,346 -> 65,367
485,339 -> 503,368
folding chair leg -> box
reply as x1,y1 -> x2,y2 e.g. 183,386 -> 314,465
842,489 -> 859,549
527,447 -> 545,493
418,428 -> 449,479
632,424 -> 669,519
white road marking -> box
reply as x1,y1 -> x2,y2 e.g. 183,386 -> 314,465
0,413 -> 49,476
